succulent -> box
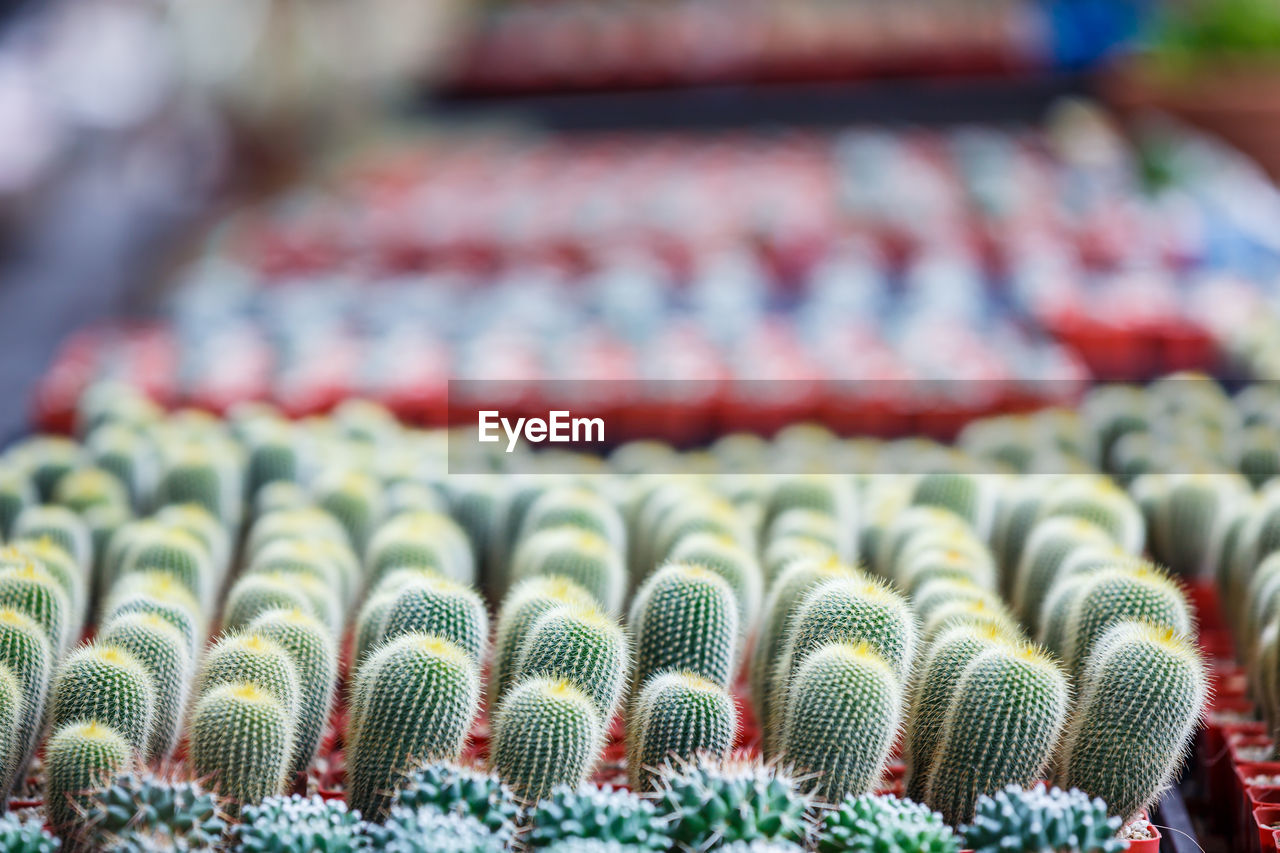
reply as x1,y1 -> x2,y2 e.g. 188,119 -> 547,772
1038,479 -> 1145,555
254,481 -> 310,516
910,473 -> 996,538
627,671 -> 738,791
11,436 -> 81,501
491,677 -> 604,802
0,467 -> 35,541
767,575 -> 915,756
188,683 -> 294,805
346,633 -> 481,819
512,527 -> 627,617
649,497 -> 748,572
1151,474 -> 1246,579
3,540 -> 85,637
154,447 -> 241,529
1063,564 -> 1192,674
490,576 -> 597,710
391,761 -> 521,838
630,564 -> 739,695
961,784 -> 1124,853
652,755 -> 810,850
246,608 -> 338,778
520,487 -> 627,553
83,772 -> 227,853
0,558 -> 72,653
667,533 -> 763,650
12,505 -> 92,573
378,576 -> 489,664
1011,517 -> 1113,626
244,428 -> 301,498
86,424 -> 155,509
97,612 -> 191,762
119,526 -> 216,601
196,632 -> 301,724
817,793 -> 959,853
222,573 -> 337,637
529,784 -> 671,850
1057,621 -> 1207,822
366,511 -> 476,587
1036,573 -> 1095,659
245,510 -> 350,567
312,469 -> 384,554
515,604 -> 629,720
877,508 -> 972,580
365,806 -> 503,853
0,811 -> 59,853
153,504 -> 230,577
102,585 -> 202,662
246,539 -> 357,614
235,794 -> 368,853
760,537 -> 835,587
46,721 -> 134,833
53,467 -> 130,514
925,644 -> 1069,826
51,642 -> 157,755
761,476 -> 857,551
0,607 -> 49,793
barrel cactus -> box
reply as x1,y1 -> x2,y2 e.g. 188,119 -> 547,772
630,563 -> 739,694
51,642 -> 157,755
627,671 -> 738,790
235,794 -> 368,853
490,576 -> 596,709
491,677 -> 604,802
961,784 -> 1124,853
188,683 -> 294,806
46,721 -> 134,834
528,785 -> 670,850
514,604 -> 629,721
97,613 -> 191,763
817,793 -> 959,853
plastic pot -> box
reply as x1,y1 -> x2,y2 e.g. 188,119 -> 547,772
1257,805 -> 1280,852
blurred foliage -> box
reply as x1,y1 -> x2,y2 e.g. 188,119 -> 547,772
1151,0 -> 1280,67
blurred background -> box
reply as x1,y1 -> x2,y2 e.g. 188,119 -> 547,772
8,0 -> 1280,444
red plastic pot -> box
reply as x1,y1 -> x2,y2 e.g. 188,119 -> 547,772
1125,822 -> 1162,852
1257,805 -> 1280,852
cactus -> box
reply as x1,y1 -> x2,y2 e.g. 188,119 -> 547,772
154,446 -> 241,528
391,761 -> 521,837
990,481 -> 1046,596
247,608 -> 338,778
520,487 -> 626,553
244,426 -> 300,497
313,469 -> 384,553
627,671 -> 738,790
897,542 -> 997,598
961,784 -> 1124,853
0,663 -> 21,788
817,793 -> 960,853
52,466 -> 128,515
877,507 -> 972,580
0,607 -> 50,793
766,509 -> 844,556
649,498 -> 748,572
196,632 -> 301,724
667,532 -> 763,647
511,527 -> 627,617
51,642 -> 156,755
378,576 -> 489,664
248,539 -> 358,609
1038,479 -> 1145,555
384,481 -> 447,517
0,467 -> 35,541
235,794 -> 368,853
910,472 -> 996,537
1238,425 -> 1280,488
1036,572 -> 1096,659
760,476 -> 858,559
11,436 -> 81,501
118,526 -> 214,601
347,633 -> 481,819
490,576 -> 597,709
911,577 -> 1003,623
490,677 -> 604,802
222,573 -> 339,637
254,482 -> 311,516
366,806 -> 503,853
652,755 -> 810,850
366,511 -> 476,587
630,563 -> 739,694
12,505 -> 91,575
0,811 -> 58,853
0,560 -> 72,654
750,557 -> 858,722
102,583 -> 202,662
97,613 -> 191,763
515,605 -> 629,721
46,721 -> 134,834
6,540 -> 85,634
82,772 -> 227,852
528,785 -> 671,850
761,536 -> 835,585
246,509 -> 349,564
1063,563 -> 1192,674
1057,621 -> 1207,821
153,503 -> 230,579
86,423 -> 155,510
83,503 -> 132,580
1012,517 -> 1112,626
925,645 -> 1070,826
1152,474 -> 1246,579
188,683 -> 294,805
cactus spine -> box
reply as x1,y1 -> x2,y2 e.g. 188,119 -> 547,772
51,642 -> 157,755
924,645 -> 1069,826
490,576 -> 596,710
196,632 -> 301,724
514,604 -> 629,720
378,576 -> 489,664
0,608 -> 49,795
491,676 -> 604,802
45,721 -> 133,834
630,564 -> 739,694
188,683 -> 294,806
97,613 -> 190,763
627,671 -> 738,790
1063,564 -> 1192,674
780,641 -> 902,801
0,562 -> 71,654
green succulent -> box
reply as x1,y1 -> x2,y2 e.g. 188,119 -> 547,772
364,806 -> 504,853
83,772 -> 227,853
234,794 -> 369,853
0,811 -> 59,852
529,785 -> 671,850
651,756 -> 811,850
391,762 -> 521,838
817,794 -> 959,853
962,785 -> 1125,853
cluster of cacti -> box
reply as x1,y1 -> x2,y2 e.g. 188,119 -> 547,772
961,784 -> 1125,853
79,772 -> 227,852
0,376 -> 1246,848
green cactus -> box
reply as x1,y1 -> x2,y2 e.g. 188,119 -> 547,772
0,467 -> 35,541
246,608 -> 338,778
779,642 -> 901,801
12,505 -> 91,575
384,481 -> 447,517
346,633 -> 481,819
766,575 -> 914,758
52,466 -> 129,514
118,526 -> 214,601
246,509 -> 349,565
919,598 -> 1023,647
911,578 -> 1003,623
990,481 -> 1046,597
51,642 -> 156,754
313,469 -> 384,553
222,573 -> 339,637
1152,474 -> 1247,579
520,487 -> 626,553
45,721 -> 133,834
1063,563 -> 1192,674
234,794 -> 368,853
1038,479 -> 1145,555
910,472 -> 996,537
5,540 -> 86,635
1036,572 -> 1095,659
189,683 -> 294,806
0,560 -> 72,654
763,509 -> 843,556
365,511 -> 476,587
760,536 -> 836,587
630,563 -> 739,694
490,576 -> 597,710
246,539 -> 357,612
924,645 -> 1070,826
651,755 -> 811,850
1238,425 -> 1280,488
897,542 -> 998,600
961,784 -> 1124,853
365,806 -> 503,852
244,427 -> 300,497
86,423 -> 154,510
627,671 -> 737,791
11,436 -> 81,501
1057,621 -> 1207,821
0,663 -> 21,787
83,772 -> 227,853
153,503 -> 230,578
1011,517 -> 1113,626
511,527 -> 627,617
378,576 -> 489,664
391,761 -> 520,837
760,476 -> 857,559
154,446 -> 241,528
649,497 -> 748,572
667,532 -> 763,648
750,557 -> 859,723
817,793 -> 960,853
102,580 -> 202,662
196,632 -> 301,724
515,604 -> 628,720
254,482 -> 311,516
0,607 -> 50,794
490,676 -> 604,802
0,811 -> 59,853
97,612 -> 191,763
529,784 -> 671,850
83,503 -> 132,580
